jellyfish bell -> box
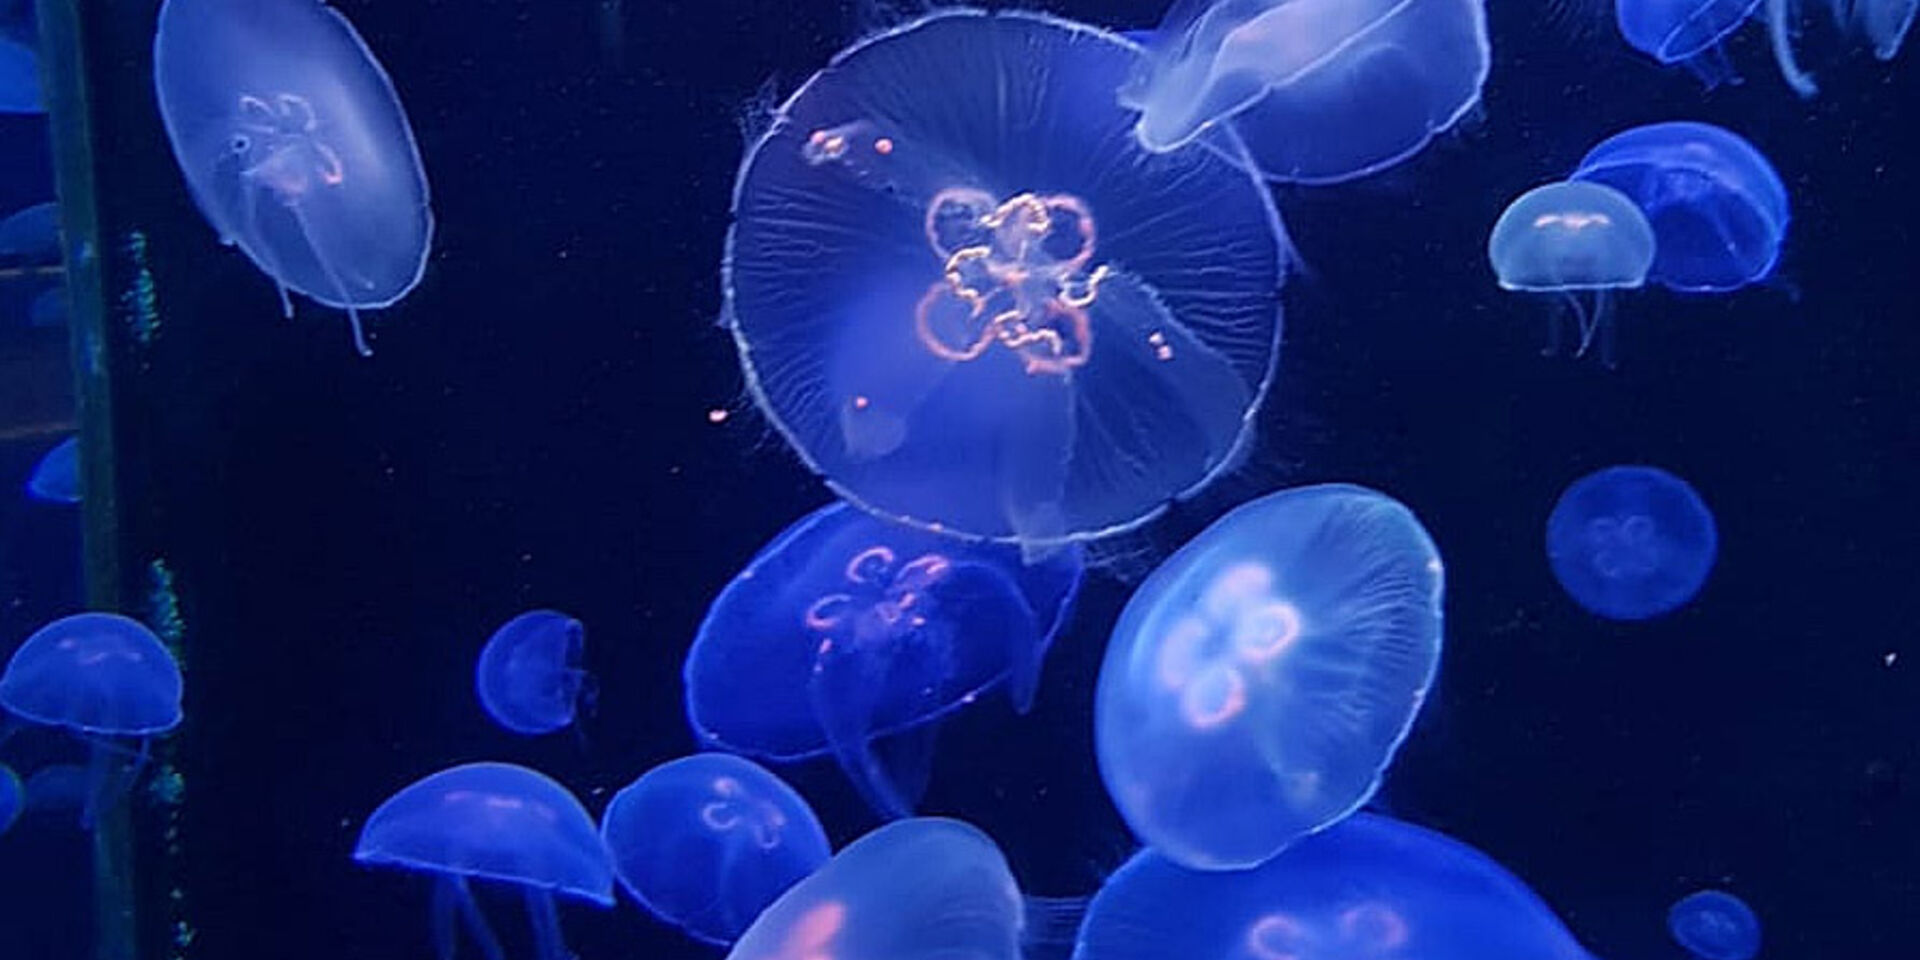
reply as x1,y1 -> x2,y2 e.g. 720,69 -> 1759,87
1668,889 -> 1761,960
473,609 -> 592,736
1545,465 -> 1718,621
1613,0 -> 1761,85
1488,180 -> 1655,365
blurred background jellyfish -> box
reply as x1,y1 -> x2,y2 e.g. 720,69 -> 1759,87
474,609 -> 592,736
152,0 -> 433,356
1121,0 -> 1491,183
1488,181 -> 1656,365
600,753 -> 831,945
0,761 -> 20,835
685,502 -> 1081,818
25,434 -> 78,504
1614,0 -> 1760,84
1546,465 -> 1718,621
724,817 -> 1022,960
1094,484 -> 1444,870
1766,0 -> 1915,94
723,9 -> 1286,545
1072,813 -> 1599,960
0,34 -> 39,114
353,762 -> 614,960
1668,889 -> 1762,960
0,202 -> 57,258
1571,122 -> 1787,293
0,612 -> 183,827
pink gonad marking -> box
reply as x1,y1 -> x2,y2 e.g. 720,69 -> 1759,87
764,900 -> 846,960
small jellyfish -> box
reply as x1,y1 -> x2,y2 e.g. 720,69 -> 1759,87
152,0 -> 433,356
725,818 -> 1023,960
1614,0 -> 1761,84
1094,484 -> 1444,870
0,612 -> 183,827
353,762 -> 614,960
0,35 -> 40,114
685,501 -> 1082,818
724,9 -> 1286,545
600,753 -> 831,945
473,609 -> 592,736
1121,0 -> 1491,183
1766,0 -> 1916,94
1571,122 -> 1787,293
1545,465 -> 1718,621
1073,813 -> 1599,960
0,202 -> 58,259
1489,181 -> 1656,365
1668,889 -> 1761,960
0,762 -> 20,835
26,435 -> 79,504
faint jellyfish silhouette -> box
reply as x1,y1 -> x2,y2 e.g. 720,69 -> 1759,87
724,9 -> 1286,545
1489,181 -> 1656,365
152,0 -> 433,356
1766,0 -> 1915,95
1668,889 -> 1761,960
22,762 -> 89,815
725,818 -> 1022,960
1121,0 -> 1491,183
26,435 -> 78,504
0,762 -> 20,835
1094,484 -> 1444,870
1073,813 -> 1599,960
28,286 -> 66,327
0,36 -> 39,114
0,612 -> 183,828
600,753 -> 831,945
1614,0 -> 1760,84
473,609 -> 592,736
1546,465 -> 1718,621
0,202 -> 58,258
1571,122 -> 1787,293
685,501 -> 1082,819
353,762 -> 614,960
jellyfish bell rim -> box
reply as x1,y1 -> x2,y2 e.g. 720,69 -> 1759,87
0,612 -> 184,737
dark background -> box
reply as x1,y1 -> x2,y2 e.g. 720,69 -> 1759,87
1,0 -> 1916,958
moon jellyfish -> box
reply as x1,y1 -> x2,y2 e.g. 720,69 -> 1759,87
0,202 -> 58,258
26,435 -> 79,504
1073,813 -> 1598,960
1094,484 -> 1444,870
1766,0 -> 1915,95
0,762 -> 20,835
725,818 -> 1022,960
1546,465 -> 1718,621
1121,0 -> 1491,183
1489,181 -> 1655,365
723,9 -> 1286,545
1571,122 -> 1787,293
353,762 -> 614,960
0,613 -> 183,827
685,501 -> 1082,818
1668,889 -> 1761,960
1614,0 -> 1760,83
0,36 -> 39,114
600,753 -> 831,945
474,609 -> 592,736
152,0 -> 433,356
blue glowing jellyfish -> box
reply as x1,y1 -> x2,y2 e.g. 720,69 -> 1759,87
0,762 -> 20,835
474,609 -> 592,736
1094,484 -> 1443,870
1571,122 -> 1787,293
0,202 -> 57,258
1668,889 -> 1761,960
1121,0 -> 1491,183
725,818 -> 1022,960
723,9 -> 1286,545
1489,181 -> 1656,364
1614,0 -> 1760,83
686,501 -> 1081,819
152,0 -> 433,356
353,762 -> 614,960
0,36 -> 39,114
26,435 -> 79,504
1766,0 -> 1917,95
1546,465 -> 1717,621
601,753 -> 831,945
1073,813 -> 1598,960
0,613 -> 183,827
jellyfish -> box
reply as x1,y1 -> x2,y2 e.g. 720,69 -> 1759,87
0,36 -> 38,114
152,0 -> 433,356
0,612 -> 183,827
685,501 -> 1082,818
473,609 -> 592,736
1614,0 -> 1761,83
600,753 -> 831,945
1571,122 -> 1787,293
723,9 -> 1286,545
1668,889 -> 1761,960
353,762 -> 614,960
725,817 -> 1023,960
1120,0 -> 1491,183
26,435 -> 79,504
0,762 -> 20,835
1094,484 -> 1443,871
1545,465 -> 1718,621
1072,813 -> 1599,960
0,202 -> 58,259
1489,181 -> 1656,365
1765,0 -> 1915,94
